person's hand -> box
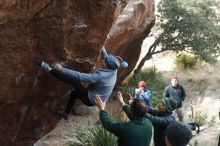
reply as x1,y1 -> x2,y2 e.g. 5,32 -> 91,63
54,63 -> 63,71
101,46 -> 106,51
95,95 -> 106,110
128,99 -> 133,105
126,93 -> 133,105
117,92 -> 126,106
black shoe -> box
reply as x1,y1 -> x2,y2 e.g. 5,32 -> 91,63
56,110 -> 68,121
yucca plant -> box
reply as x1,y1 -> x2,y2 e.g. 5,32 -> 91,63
194,110 -> 207,126
65,124 -> 117,146
175,54 -> 198,70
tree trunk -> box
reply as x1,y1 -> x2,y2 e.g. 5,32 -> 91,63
133,52 -> 152,74
133,32 -> 166,74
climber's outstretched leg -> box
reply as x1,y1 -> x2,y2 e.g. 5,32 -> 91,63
37,48 -> 128,120
39,61 -> 93,120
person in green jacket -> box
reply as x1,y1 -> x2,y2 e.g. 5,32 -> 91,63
95,94 -> 153,146
122,93 -> 177,146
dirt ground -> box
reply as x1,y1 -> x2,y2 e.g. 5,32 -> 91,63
35,53 -> 220,146
34,98 -> 122,146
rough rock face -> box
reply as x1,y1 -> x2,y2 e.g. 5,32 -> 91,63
0,0 -> 155,145
105,0 -> 155,83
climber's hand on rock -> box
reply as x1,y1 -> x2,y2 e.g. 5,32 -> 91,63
54,63 -> 63,71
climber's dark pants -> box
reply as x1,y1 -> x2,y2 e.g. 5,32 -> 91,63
50,69 -> 93,114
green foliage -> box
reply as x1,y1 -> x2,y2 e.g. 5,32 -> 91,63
155,0 -> 220,63
209,116 -> 216,124
175,54 -> 198,70
135,0 -> 220,73
194,110 -> 207,126
66,124 -> 117,146
120,68 -> 165,106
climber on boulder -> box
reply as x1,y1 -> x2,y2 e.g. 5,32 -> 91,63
38,47 -> 128,120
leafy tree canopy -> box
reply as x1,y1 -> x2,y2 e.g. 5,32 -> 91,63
158,0 -> 220,61
134,0 -> 220,73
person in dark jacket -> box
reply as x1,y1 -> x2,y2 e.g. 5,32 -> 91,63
165,121 -> 192,146
38,48 -> 128,120
164,75 -> 185,121
95,94 -> 153,146
145,98 -> 177,146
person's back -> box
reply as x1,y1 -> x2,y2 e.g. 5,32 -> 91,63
145,98 -> 177,146
107,115 -> 152,146
87,68 -> 117,104
152,113 -> 175,146
96,95 -> 153,146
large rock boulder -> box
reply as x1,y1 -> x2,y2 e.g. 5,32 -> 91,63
0,0 -> 155,145
105,0 -> 155,83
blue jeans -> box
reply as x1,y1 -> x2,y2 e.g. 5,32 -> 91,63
50,69 -> 94,114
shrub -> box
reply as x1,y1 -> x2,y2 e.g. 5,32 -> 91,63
120,67 -> 165,106
209,116 -> 216,125
175,54 -> 198,70
65,124 -> 117,146
194,110 -> 207,126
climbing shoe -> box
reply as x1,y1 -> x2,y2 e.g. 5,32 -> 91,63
40,61 -> 51,72
56,110 -> 68,121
